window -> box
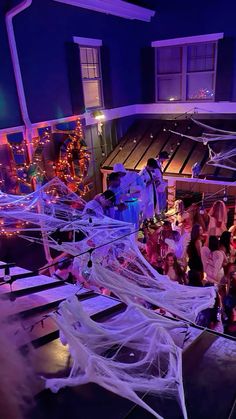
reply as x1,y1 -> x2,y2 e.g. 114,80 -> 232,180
79,46 -> 103,109
153,34 -> 223,102
73,37 -> 104,110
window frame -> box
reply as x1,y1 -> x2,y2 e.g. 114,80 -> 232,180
153,34 -> 223,103
73,37 -> 104,110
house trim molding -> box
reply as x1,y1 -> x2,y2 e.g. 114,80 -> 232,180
151,33 -> 224,48
1,101 -> 236,140
54,0 -> 155,22
73,36 -> 102,46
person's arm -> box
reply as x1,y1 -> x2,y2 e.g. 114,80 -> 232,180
153,168 -> 162,187
146,178 -> 154,186
140,170 -> 153,187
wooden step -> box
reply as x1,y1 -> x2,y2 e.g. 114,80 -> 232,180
5,284 -> 92,318
0,274 -> 63,297
0,260 -> 30,276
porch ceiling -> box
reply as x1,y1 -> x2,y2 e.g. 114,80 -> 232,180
101,118 -> 236,182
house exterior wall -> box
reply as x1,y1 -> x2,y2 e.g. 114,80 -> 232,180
2,0 -> 150,128
0,1 -> 22,129
1,0 -> 236,130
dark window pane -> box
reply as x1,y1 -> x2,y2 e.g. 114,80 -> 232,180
187,43 -> 215,72
187,73 -> 214,99
157,46 -> 182,74
157,75 -> 182,101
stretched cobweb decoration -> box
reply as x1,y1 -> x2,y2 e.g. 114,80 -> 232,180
0,177 -> 86,232
89,254 -> 215,322
45,296 -> 188,419
190,118 -> 236,135
0,179 -> 215,322
207,145 -> 236,171
169,118 -> 236,173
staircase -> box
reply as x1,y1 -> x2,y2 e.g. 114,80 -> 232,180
0,261 -> 235,419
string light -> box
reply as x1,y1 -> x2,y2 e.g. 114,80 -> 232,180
53,119 -> 91,196
223,187 -> 228,202
9,119 -> 91,197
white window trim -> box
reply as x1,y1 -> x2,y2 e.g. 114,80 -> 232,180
73,36 -> 102,47
152,33 -> 224,48
54,0 -> 155,22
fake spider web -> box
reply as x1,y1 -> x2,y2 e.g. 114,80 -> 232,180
0,178 -> 215,322
170,118 -> 236,172
45,296 -> 188,419
0,178 -> 217,418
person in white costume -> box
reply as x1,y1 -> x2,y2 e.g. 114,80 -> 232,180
139,158 -> 161,220
207,200 -> 227,237
201,235 -> 224,286
113,163 -> 143,228
155,151 -> 169,212
83,190 -> 115,217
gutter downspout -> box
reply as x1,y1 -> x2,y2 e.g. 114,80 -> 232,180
6,0 -> 33,159
5,1 -> 54,268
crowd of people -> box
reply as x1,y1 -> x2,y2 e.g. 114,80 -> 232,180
83,155 -> 236,335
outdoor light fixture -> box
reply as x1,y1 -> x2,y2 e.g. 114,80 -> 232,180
91,110 -> 105,120
91,110 -> 106,156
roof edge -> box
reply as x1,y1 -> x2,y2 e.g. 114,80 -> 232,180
53,0 -> 155,21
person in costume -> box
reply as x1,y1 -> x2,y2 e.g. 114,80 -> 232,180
155,151 -> 169,212
83,190 -> 115,217
113,163 -> 143,228
139,158 -> 161,220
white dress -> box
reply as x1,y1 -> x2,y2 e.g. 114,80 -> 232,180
200,247 -> 224,285
139,167 -> 161,219
156,160 -> 168,211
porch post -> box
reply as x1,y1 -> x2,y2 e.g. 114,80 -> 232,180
167,177 -> 176,209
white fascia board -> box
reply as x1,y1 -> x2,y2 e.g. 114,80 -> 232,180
2,101 -> 236,137
135,102 -> 236,115
151,33 -> 224,47
54,0 -> 155,22
73,36 -> 102,46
